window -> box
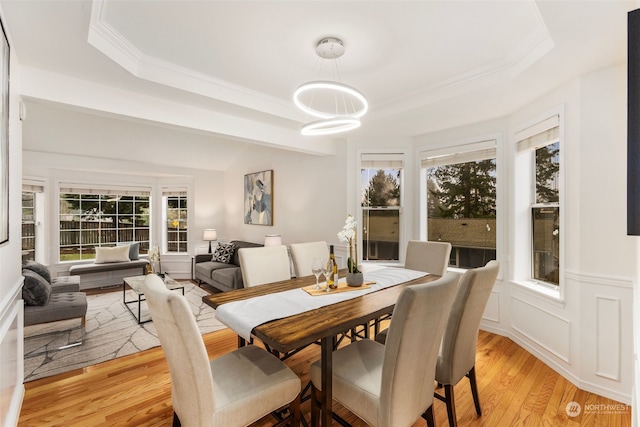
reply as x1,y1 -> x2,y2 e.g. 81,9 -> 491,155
516,115 -> 561,286
163,188 -> 188,253
22,191 -> 36,262
421,140 -> 497,269
22,180 -> 45,263
360,153 -> 403,262
59,186 -> 150,261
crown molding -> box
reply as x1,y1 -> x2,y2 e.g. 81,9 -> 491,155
88,0 -> 301,122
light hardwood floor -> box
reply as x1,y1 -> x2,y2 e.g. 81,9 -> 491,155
19,323 -> 631,426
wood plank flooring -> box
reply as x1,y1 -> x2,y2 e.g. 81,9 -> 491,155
19,314 -> 631,426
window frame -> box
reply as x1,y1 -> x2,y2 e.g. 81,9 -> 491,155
57,183 -> 152,262
419,137 -> 498,270
358,151 -> 406,265
22,178 -> 45,263
512,108 -> 565,299
162,187 -> 189,254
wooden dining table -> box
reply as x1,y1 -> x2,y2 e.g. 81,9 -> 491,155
202,268 -> 440,426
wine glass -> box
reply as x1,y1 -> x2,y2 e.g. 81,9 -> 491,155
311,257 -> 323,290
323,258 -> 333,292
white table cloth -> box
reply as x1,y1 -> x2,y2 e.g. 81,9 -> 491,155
215,266 -> 428,340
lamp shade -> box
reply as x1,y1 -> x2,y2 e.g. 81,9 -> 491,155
264,234 -> 282,247
203,229 -> 217,241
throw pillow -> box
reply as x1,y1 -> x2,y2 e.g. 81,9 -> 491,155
118,242 -> 140,260
22,260 -> 52,284
95,245 -> 131,264
22,269 -> 52,306
212,242 -> 236,264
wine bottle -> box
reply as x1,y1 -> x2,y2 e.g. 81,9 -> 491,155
328,245 -> 338,289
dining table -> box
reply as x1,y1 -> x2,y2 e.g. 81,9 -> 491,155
202,266 -> 440,426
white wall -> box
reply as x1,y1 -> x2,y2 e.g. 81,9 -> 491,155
0,14 -> 26,427
223,143 -> 348,250
412,65 -> 634,404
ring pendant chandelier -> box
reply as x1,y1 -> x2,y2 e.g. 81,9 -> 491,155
293,37 -> 368,136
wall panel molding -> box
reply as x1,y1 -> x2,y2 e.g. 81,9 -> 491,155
595,295 -> 621,381
510,295 -> 571,363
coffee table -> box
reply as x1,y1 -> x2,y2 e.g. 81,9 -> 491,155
123,274 -> 185,324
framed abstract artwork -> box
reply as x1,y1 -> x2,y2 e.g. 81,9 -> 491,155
244,170 -> 273,226
0,18 -> 9,245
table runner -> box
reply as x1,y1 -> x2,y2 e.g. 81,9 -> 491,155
215,267 -> 428,340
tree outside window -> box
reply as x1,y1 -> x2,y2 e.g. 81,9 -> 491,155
361,168 -> 401,261
532,141 -> 560,285
426,158 -> 497,268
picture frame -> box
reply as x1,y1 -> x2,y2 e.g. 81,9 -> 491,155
0,18 -> 9,245
244,170 -> 273,226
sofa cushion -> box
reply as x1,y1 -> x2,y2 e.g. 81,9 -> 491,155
195,261 -> 236,280
212,267 -> 243,290
212,242 -> 236,264
51,276 -> 81,293
23,292 -> 88,326
22,269 -> 52,306
22,260 -> 52,284
95,245 -> 130,263
118,242 -> 140,260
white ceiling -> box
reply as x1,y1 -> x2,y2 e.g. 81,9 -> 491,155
1,0 -> 638,166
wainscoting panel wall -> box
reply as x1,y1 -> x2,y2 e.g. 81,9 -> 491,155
482,289 -> 501,323
595,296 -> 621,381
0,281 -> 24,427
510,295 -> 572,363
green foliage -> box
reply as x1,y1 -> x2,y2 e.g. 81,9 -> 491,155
535,142 -> 560,203
428,159 -> 496,219
362,169 -> 400,207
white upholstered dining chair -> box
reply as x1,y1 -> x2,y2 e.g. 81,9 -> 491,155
143,274 -> 301,427
404,240 -> 452,276
310,272 -> 460,427
289,241 -> 329,278
372,240 -> 453,338
434,260 -> 499,427
238,245 -> 291,287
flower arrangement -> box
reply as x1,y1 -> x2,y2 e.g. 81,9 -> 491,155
337,214 -> 360,274
148,246 -> 161,275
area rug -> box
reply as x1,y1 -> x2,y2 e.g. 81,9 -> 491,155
23,282 -> 226,382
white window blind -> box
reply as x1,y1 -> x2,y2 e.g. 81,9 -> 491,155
23,179 -> 45,193
161,187 -> 188,197
361,153 -> 404,169
516,115 -> 560,152
59,183 -> 151,197
420,139 -> 496,168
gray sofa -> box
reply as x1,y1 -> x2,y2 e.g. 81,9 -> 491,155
194,240 -> 263,292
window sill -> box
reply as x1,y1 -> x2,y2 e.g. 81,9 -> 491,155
511,279 -> 565,305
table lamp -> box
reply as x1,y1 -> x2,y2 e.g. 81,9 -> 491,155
264,234 -> 282,247
203,229 -> 218,253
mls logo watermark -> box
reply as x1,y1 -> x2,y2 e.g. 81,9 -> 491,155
565,402 -> 581,417
566,401 -> 630,417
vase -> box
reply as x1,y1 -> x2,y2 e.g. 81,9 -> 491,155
346,272 -> 364,287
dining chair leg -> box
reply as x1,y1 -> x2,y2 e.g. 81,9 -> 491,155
423,404 -> 436,427
444,384 -> 457,427
468,366 -> 482,416
172,412 -> 181,427
291,393 -> 301,427
310,384 -> 320,427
